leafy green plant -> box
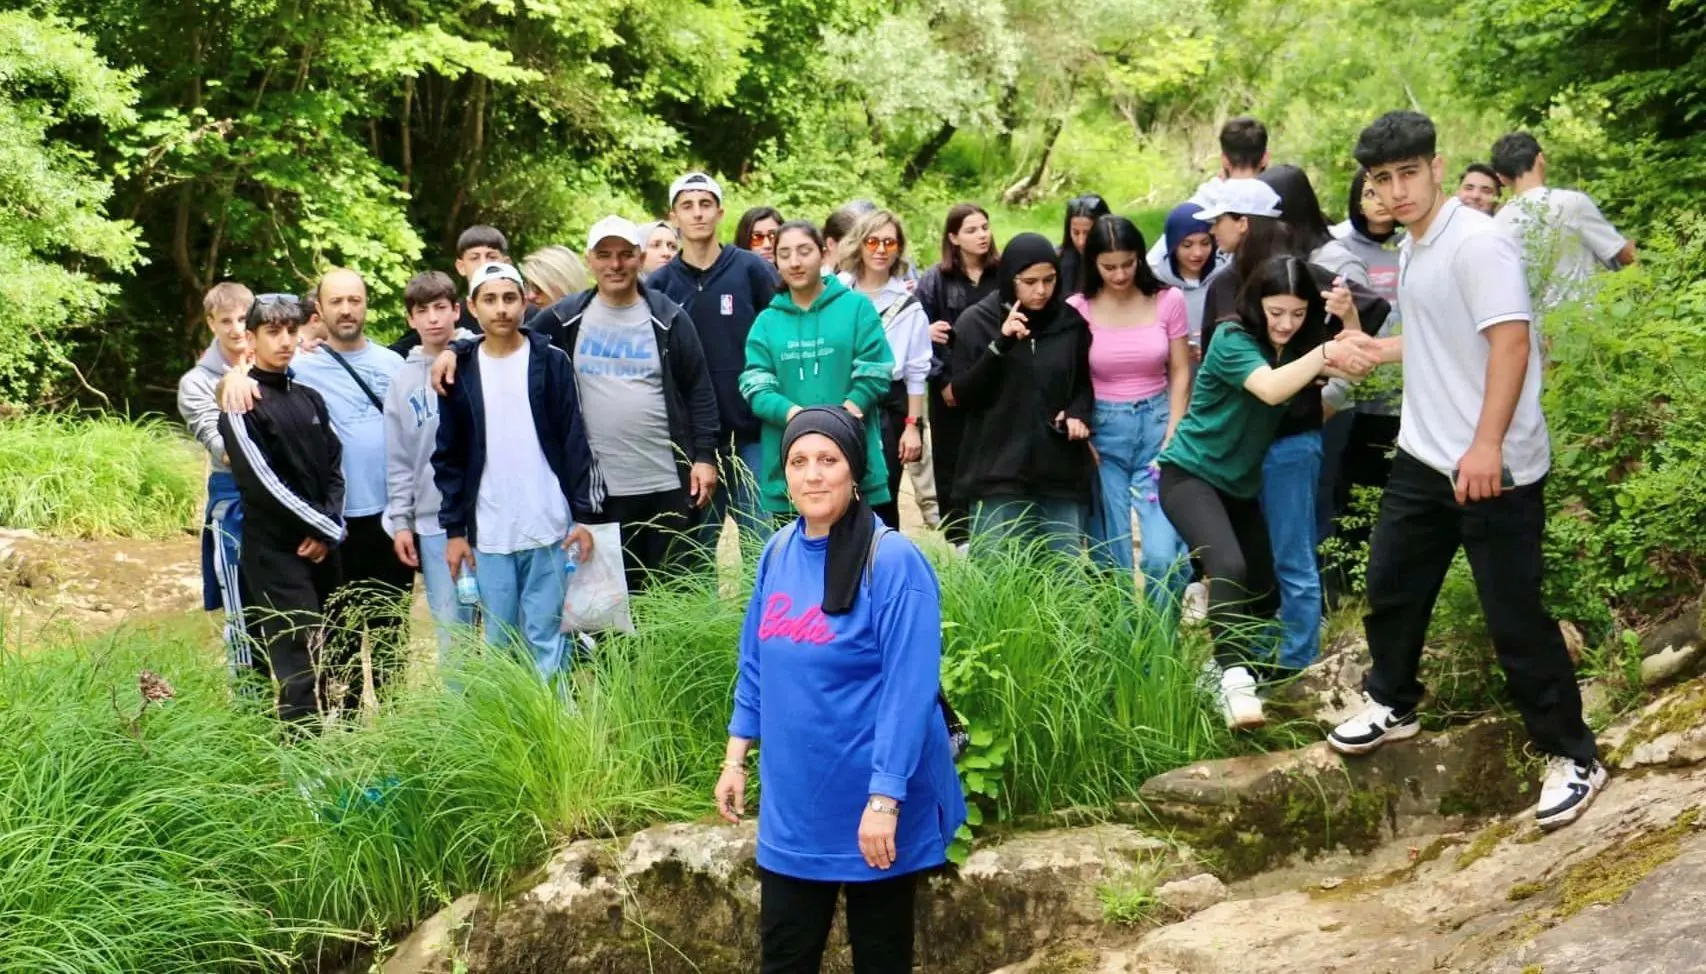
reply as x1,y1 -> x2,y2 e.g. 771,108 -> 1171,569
1096,873 -> 1160,927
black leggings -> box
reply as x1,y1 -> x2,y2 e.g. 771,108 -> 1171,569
760,868 -> 917,974
1158,463 -> 1281,669
874,380 -> 908,530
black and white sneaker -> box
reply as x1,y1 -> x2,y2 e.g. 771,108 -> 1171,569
1535,756 -> 1608,830
1327,695 -> 1421,755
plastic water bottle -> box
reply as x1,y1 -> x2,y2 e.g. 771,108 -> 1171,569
455,566 -> 479,606
564,544 -> 580,577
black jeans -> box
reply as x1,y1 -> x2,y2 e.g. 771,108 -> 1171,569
1158,464 -> 1280,669
586,487 -> 695,593
759,868 -> 917,974
324,513 -> 413,711
928,377 -> 970,545
874,380 -> 908,531
240,534 -> 342,722
1363,451 -> 1597,764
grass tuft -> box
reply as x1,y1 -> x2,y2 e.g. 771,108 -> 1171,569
0,413 -> 201,539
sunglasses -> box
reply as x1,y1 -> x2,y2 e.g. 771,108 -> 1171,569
862,236 -> 900,255
254,293 -> 302,307
750,229 -> 778,245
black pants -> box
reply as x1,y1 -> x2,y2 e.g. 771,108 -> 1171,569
928,378 -> 970,544
1158,464 -> 1281,669
240,534 -> 342,722
1363,451 -> 1597,763
588,487 -> 695,593
759,868 -> 917,974
874,380 -> 908,531
324,514 -> 414,712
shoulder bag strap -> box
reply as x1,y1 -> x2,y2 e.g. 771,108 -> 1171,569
322,347 -> 387,413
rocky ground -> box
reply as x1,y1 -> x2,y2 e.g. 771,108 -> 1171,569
385,627 -> 1706,974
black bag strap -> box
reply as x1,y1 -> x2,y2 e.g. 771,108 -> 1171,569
322,347 -> 387,413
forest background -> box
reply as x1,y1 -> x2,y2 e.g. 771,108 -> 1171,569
3,0 -> 1700,412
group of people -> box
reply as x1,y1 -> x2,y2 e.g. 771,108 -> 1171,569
177,108 -> 1635,972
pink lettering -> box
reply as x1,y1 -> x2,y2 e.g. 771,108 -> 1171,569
758,594 -> 837,645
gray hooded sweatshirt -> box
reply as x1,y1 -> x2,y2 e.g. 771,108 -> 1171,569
382,336 -> 470,537
176,342 -> 236,473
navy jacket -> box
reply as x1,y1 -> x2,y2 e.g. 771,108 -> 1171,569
647,245 -> 781,446
530,284 -> 721,477
432,330 -> 604,544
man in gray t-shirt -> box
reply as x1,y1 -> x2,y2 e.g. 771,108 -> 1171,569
548,216 -> 720,592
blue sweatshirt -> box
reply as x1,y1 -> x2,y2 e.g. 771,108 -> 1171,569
730,520 -> 967,882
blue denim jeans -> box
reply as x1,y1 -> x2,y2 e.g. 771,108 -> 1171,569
475,542 -> 567,680
692,439 -> 775,555
971,496 -> 1088,559
1261,431 -> 1324,669
417,531 -> 474,665
1089,397 -> 1190,607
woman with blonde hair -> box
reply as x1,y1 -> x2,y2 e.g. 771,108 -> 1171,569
519,245 -> 589,309
837,209 -> 931,532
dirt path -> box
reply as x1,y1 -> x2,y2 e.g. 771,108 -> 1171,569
0,528 -> 205,643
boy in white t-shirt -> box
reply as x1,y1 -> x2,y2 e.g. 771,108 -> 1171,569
433,263 -> 600,679
1489,132 -> 1635,312
1326,111 -> 1606,833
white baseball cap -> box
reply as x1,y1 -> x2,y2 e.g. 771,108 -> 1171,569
668,171 -> 723,206
585,216 -> 645,251
1193,178 -> 1284,221
467,262 -> 525,299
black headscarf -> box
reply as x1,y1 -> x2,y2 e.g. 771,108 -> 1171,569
999,232 -> 1072,337
782,406 -> 875,616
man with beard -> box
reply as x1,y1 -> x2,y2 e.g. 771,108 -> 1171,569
224,268 -> 410,712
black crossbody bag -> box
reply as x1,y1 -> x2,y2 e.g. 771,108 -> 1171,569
322,347 -> 387,412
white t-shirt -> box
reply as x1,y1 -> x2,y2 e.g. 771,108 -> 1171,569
1396,198 -> 1550,487
474,341 -> 569,554
1492,186 -> 1626,310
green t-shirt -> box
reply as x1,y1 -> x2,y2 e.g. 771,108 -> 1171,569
1157,323 -> 1289,498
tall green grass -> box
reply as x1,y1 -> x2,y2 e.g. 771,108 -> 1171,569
0,546 -> 1236,972
0,413 -> 202,539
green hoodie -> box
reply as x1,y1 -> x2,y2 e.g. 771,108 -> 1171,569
740,276 -> 894,513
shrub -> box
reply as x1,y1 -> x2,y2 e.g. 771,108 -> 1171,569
0,413 -> 201,539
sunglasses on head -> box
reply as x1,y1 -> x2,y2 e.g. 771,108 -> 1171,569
750,229 -> 778,245
862,236 -> 900,255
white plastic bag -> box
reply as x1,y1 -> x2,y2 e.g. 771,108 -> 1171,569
561,521 -> 634,634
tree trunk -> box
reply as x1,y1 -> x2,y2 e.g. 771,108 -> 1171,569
401,76 -> 414,194
903,121 -> 957,188
1002,115 -> 1064,205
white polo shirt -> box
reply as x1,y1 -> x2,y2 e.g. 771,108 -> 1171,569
1396,197 -> 1549,486
1492,186 -> 1626,310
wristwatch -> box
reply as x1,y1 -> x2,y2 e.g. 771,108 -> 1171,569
867,796 -> 901,816
904,416 -> 928,433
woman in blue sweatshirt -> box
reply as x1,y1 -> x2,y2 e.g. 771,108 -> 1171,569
716,406 -> 966,974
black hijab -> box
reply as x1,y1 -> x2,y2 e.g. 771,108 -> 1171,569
782,406 -> 875,616
999,233 -> 1072,337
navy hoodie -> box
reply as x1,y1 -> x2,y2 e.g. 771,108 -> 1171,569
648,245 -> 782,446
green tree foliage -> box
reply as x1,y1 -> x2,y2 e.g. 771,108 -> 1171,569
1459,0 -> 1706,220
0,12 -> 141,405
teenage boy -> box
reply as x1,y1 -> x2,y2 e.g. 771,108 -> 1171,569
1150,116 -> 1272,263
218,294 -> 345,722
434,263 -> 600,679
1456,163 -> 1501,216
178,281 -> 254,671
1489,132 -> 1634,311
222,268 -> 409,711
389,225 -> 510,355
531,216 -> 721,592
1328,111 -> 1605,830
647,172 -> 783,555
384,271 -> 475,659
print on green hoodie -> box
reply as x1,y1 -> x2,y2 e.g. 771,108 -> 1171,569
739,276 -> 895,513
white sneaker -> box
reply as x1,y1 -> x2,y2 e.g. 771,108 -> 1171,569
1535,756 -> 1608,830
1327,695 -> 1421,755
1218,666 -> 1266,731
1182,582 -> 1209,626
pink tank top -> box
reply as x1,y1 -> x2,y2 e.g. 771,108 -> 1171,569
1069,288 -> 1188,402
